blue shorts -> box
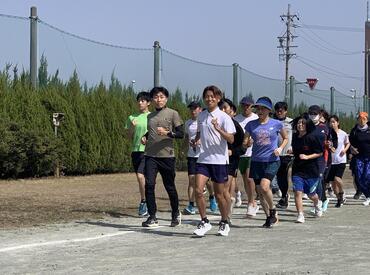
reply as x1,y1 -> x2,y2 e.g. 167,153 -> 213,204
196,163 -> 228,184
250,161 -> 280,182
187,157 -> 198,175
292,176 -> 320,195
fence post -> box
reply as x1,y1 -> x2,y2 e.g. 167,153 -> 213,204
330,86 -> 335,114
153,41 -> 160,87
289,75 -> 295,111
30,6 -> 38,89
232,63 -> 239,103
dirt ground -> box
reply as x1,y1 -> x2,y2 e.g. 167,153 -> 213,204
0,170 -> 355,229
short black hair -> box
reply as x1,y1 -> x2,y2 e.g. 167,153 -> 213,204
150,86 -> 169,98
274,101 -> 288,111
136,91 -> 151,102
202,85 -> 223,99
218,98 -> 236,112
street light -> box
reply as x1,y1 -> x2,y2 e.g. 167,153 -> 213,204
131,80 -> 136,92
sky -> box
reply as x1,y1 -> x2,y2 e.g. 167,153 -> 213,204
0,0 -> 367,98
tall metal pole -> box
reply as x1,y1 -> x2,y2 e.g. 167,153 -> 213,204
330,86 -> 335,115
54,125 -> 60,178
284,4 -> 291,103
289,75 -> 295,110
30,6 -> 38,88
232,63 -> 239,104
153,41 -> 160,87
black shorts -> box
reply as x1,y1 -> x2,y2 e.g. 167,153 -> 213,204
131,152 -> 145,174
327,163 -> 346,181
228,157 -> 239,177
187,157 -> 198,175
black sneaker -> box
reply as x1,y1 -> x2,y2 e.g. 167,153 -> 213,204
170,212 -> 181,227
353,191 -> 362,200
262,216 -> 272,228
276,198 -> 288,209
335,199 -> 342,208
142,216 -> 159,227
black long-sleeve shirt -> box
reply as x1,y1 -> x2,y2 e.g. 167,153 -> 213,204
349,122 -> 370,158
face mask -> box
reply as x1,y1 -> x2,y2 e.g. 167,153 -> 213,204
309,114 -> 320,124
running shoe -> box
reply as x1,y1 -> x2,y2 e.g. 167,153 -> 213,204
193,220 -> 212,236
183,204 -> 196,215
235,191 -> 242,207
170,212 -> 182,227
138,202 -> 148,216
142,216 -> 159,227
353,191 -> 362,200
315,201 -> 323,217
363,197 -> 370,206
246,204 -> 260,217
296,212 -> 305,223
335,199 -> 342,208
217,221 -> 230,237
210,197 -> 218,212
322,198 -> 330,212
276,194 -> 290,209
302,193 -> 309,200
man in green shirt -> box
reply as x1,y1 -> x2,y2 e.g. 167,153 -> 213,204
125,91 -> 151,216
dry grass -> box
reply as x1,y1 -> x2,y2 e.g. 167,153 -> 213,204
0,170 -> 354,229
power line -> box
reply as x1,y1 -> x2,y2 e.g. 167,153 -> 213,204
299,23 -> 363,33
297,56 -> 363,80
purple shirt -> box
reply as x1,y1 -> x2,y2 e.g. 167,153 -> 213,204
245,118 -> 283,162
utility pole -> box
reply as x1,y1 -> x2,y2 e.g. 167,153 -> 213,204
278,4 -> 298,103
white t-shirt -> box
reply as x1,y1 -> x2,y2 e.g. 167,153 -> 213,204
332,129 -> 349,164
185,118 -> 200,158
197,108 -> 236,164
234,113 -> 258,157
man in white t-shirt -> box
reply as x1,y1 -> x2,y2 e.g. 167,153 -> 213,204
193,85 -> 236,237
234,96 -> 259,216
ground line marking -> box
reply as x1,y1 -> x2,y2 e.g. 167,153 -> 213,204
0,231 -> 134,253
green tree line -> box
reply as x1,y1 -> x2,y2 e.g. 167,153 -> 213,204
0,57 -> 358,179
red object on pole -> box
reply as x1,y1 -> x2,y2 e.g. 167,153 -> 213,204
307,78 -> 318,90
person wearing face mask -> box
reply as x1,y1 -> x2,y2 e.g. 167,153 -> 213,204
349,112 -> 370,206
308,105 -> 337,213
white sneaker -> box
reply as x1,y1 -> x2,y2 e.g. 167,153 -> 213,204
315,201 -> 323,217
363,198 -> 370,206
246,204 -> 260,217
296,212 -> 305,223
217,222 -> 230,236
193,221 -> 212,236
235,191 -> 242,207
302,193 -> 309,200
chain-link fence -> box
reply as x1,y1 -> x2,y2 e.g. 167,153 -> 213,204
0,12 -> 367,115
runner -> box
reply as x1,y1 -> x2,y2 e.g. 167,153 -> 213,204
141,86 -> 184,227
244,96 -> 288,228
327,115 -> 350,207
291,114 -> 324,223
193,85 -> 236,237
273,102 -> 293,209
183,101 -> 202,215
234,96 -> 259,216
308,105 -> 337,213
349,112 -> 370,206
219,98 -> 246,223
125,91 -> 151,216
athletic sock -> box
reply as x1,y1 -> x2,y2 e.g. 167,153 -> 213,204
189,201 -> 194,207
202,217 -> 209,223
209,195 -> 215,200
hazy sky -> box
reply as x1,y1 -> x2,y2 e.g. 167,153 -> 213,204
0,0 -> 367,97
